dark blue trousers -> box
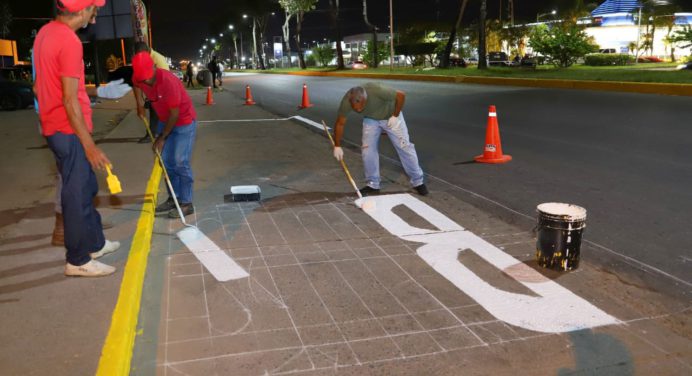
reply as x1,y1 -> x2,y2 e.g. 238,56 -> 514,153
46,133 -> 105,266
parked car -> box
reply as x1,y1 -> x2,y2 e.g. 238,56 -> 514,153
347,60 -> 368,69
487,51 -> 511,66
171,69 -> 184,81
0,76 -> 34,111
676,61 -> 692,70
448,58 -> 467,68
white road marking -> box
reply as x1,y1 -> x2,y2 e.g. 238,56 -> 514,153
358,194 -> 620,333
177,227 -> 249,281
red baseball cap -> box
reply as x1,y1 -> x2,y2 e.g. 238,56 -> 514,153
57,0 -> 106,13
132,52 -> 155,82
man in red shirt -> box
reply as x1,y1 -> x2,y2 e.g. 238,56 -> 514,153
132,51 -> 198,218
33,0 -> 126,277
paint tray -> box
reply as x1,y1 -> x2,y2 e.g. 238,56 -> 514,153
230,185 -> 261,202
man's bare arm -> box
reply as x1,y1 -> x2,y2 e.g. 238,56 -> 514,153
61,76 -> 111,170
333,115 -> 347,147
393,90 -> 406,117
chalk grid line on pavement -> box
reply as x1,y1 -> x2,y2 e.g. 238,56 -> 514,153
155,197 -> 690,375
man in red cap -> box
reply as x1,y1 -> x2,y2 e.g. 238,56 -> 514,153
32,0 -> 129,277
132,51 -> 198,218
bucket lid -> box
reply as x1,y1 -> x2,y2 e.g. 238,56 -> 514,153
537,202 -> 586,221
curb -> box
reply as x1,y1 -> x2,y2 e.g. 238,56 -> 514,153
96,162 -> 162,376
261,70 -> 692,96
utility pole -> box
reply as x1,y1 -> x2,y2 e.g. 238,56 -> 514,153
389,0 -> 394,70
635,6 -> 642,64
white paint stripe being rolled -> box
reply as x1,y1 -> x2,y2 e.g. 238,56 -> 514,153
198,117 -> 294,123
197,116 -> 328,133
177,227 -> 249,281
361,193 -> 619,333
292,115 -> 328,131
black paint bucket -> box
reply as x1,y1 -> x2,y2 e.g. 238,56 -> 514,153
535,203 -> 587,271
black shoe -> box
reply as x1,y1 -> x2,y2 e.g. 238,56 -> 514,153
168,203 -> 194,218
414,184 -> 429,196
155,197 -> 176,213
359,186 -> 380,196
137,134 -> 151,144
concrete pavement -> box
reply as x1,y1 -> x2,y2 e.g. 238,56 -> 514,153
0,84 -> 690,375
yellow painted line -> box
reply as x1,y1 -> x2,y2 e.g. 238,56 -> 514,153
95,162 -> 162,376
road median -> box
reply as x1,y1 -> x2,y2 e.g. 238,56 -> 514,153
261,69 -> 692,96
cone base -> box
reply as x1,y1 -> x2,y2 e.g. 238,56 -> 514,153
474,154 -> 512,164
244,100 -> 256,106
298,104 -> 314,109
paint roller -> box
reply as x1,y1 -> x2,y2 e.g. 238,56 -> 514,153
321,120 -> 375,211
105,165 -> 122,194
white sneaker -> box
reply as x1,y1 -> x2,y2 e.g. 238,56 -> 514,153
90,240 -> 121,259
65,259 -> 116,277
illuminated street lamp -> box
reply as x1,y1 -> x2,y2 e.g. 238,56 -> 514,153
537,10 -> 557,22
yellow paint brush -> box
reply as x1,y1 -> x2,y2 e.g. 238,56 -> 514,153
105,165 -> 122,195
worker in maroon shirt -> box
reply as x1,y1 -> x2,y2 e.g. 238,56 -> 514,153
132,51 -> 198,218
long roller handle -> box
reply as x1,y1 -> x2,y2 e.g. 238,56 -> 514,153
321,121 -> 363,200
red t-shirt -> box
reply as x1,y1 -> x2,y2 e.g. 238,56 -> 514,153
135,69 -> 196,126
33,21 -> 92,136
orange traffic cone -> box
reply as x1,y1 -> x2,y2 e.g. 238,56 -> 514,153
205,86 -> 214,105
244,85 -> 256,105
474,105 -> 512,164
298,83 -> 314,109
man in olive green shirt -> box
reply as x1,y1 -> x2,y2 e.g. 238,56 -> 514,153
332,83 -> 427,196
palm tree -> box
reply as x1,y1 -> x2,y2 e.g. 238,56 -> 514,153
478,0 -> 487,69
440,0 -> 470,69
329,0 -> 345,69
362,0 -> 379,68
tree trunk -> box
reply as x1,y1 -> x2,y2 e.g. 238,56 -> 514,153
256,16 -> 268,70
478,0 -> 487,69
363,0 -> 378,68
441,0 -> 469,68
296,11 -> 306,69
232,35 -> 239,69
282,12 -> 293,68
330,0 -> 345,69
252,19 -> 259,68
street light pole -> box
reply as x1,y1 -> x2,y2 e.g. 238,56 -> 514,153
389,0 -> 394,70
537,10 -> 556,23
635,6 -> 642,64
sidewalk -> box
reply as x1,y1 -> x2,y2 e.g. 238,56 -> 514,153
0,94 -> 157,375
0,85 -> 689,375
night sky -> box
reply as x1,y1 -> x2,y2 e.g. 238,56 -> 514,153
5,0 -> 692,61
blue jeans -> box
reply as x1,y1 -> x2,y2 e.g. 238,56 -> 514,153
157,120 -> 197,203
361,112 -> 424,189
46,133 -> 105,266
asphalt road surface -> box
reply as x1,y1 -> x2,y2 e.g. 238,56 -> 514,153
219,73 -> 692,288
